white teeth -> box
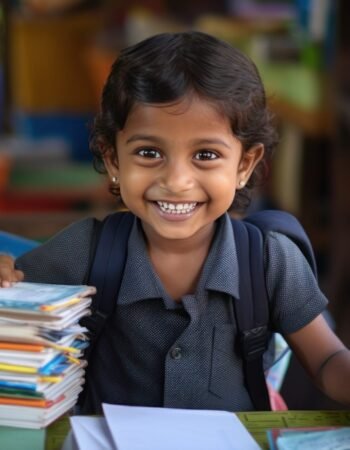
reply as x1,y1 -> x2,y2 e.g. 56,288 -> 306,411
157,201 -> 197,214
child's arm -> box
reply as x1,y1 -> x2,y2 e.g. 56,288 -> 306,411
0,217 -> 97,287
286,314 -> 350,405
0,255 -> 23,287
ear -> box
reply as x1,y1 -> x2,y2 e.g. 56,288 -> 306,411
103,147 -> 119,181
237,143 -> 264,189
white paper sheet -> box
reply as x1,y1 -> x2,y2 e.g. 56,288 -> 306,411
102,404 -> 261,450
70,416 -> 116,450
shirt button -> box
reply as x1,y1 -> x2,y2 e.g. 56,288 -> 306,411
170,346 -> 182,360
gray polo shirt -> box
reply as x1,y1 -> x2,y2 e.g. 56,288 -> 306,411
16,213 -> 328,414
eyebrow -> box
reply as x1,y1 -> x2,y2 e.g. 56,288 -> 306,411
126,134 -> 163,144
126,134 -> 232,149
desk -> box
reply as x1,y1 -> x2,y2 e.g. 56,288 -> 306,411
44,410 -> 350,450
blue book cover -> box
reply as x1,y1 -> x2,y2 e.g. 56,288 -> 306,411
0,282 -> 95,310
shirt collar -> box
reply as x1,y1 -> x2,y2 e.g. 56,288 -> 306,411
118,218 -> 165,305
118,213 -> 240,305
199,213 -> 240,299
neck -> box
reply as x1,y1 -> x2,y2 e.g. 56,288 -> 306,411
141,221 -> 218,301
142,222 -> 217,256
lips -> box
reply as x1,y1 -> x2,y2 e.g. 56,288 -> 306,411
156,201 -> 197,214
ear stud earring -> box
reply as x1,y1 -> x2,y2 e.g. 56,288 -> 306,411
111,176 -> 118,183
239,180 -> 245,188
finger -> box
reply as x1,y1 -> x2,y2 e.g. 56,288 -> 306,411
14,269 -> 24,281
0,254 -> 15,266
0,268 -> 24,286
0,267 -> 14,282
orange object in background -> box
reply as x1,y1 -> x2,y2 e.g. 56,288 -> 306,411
0,154 -> 10,190
9,11 -> 103,113
0,154 -> 11,209
84,44 -> 118,110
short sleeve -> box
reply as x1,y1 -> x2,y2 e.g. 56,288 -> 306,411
15,217 -> 98,285
265,231 -> 328,335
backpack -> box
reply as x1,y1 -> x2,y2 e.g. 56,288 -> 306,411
80,210 -> 317,411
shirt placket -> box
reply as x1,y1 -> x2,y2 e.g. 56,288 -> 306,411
163,293 -> 208,408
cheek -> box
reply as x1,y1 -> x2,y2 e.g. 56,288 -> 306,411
207,169 -> 238,190
119,170 -> 154,203
208,172 -> 237,203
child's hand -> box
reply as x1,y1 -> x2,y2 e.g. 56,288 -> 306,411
0,255 -> 24,287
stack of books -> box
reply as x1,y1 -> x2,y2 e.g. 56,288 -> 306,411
0,282 -> 95,428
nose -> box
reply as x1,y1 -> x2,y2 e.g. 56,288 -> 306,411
159,159 -> 195,194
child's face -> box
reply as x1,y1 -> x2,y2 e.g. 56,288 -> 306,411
104,95 -> 263,244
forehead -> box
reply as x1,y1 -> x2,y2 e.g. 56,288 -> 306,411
120,96 -> 232,136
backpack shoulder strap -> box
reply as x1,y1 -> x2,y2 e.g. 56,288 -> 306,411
81,211 -> 134,340
244,209 -> 317,278
230,217 -> 271,411
231,209 -> 318,410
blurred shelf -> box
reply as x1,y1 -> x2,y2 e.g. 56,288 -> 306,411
0,162 -> 114,239
0,211 -> 104,241
269,96 -> 333,137
7,163 -> 108,201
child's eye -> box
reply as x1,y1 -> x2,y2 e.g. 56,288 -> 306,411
137,148 -> 161,159
194,150 -> 218,160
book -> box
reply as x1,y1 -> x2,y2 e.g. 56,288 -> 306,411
0,394 -> 80,428
0,319 -> 88,346
273,427 -> 350,449
0,282 -> 96,310
266,426 -> 339,450
0,297 -> 92,329
0,282 -> 94,428
0,425 -> 45,450
0,366 -> 85,400
0,358 -> 86,388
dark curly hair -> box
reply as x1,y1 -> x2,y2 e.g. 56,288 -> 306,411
90,31 -> 278,211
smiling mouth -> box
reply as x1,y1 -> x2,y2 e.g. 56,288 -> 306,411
156,201 -> 197,214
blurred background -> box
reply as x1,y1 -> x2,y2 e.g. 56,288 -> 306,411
0,0 -> 349,409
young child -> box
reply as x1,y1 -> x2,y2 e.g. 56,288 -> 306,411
1,31 -> 350,414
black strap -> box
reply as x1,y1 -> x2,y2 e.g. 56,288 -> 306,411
245,210 -> 317,278
81,211 -> 134,341
231,218 -> 271,410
